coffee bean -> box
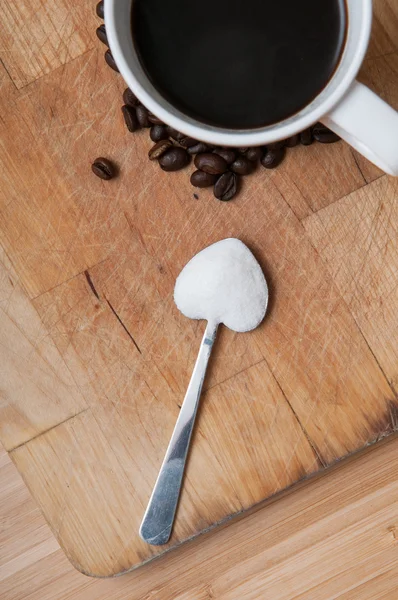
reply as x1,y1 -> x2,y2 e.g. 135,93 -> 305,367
104,49 -> 119,72
231,156 -> 254,175
267,141 -> 285,150
136,105 -> 150,128
261,147 -> 286,169
123,88 -> 139,107
285,134 -> 299,148
148,139 -> 173,160
96,25 -> 108,46
150,125 -> 169,142
166,126 -> 184,141
190,170 -> 218,188
96,1 -> 104,19
194,153 -> 228,175
238,147 -> 249,154
121,105 -> 139,132
148,112 -> 164,125
214,148 -> 236,164
300,128 -> 314,146
214,172 -> 239,201
188,142 -> 209,155
312,123 -> 340,143
246,147 -> 262,162
159,147 -> 190,171
92,157 -> 116,180
179,136 -> 198,148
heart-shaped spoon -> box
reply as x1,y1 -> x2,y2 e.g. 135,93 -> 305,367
139,238 -> 268,545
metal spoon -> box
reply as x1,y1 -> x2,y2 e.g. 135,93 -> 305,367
140,239 -> 268,545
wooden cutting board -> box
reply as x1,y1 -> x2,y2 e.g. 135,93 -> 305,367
1,0 -> 398,578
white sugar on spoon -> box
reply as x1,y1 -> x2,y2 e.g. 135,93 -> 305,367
140,238 -> 268,546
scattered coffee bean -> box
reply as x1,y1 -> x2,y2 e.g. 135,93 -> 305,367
285,134 -> 300,148
194,153 -> 228,175
246,147 -> 262,162
214,148 -> 236,164
261,147 -> 286,169
136,105 -> 150,127
267,141 -> 285,150
188,142 -> 209,155
300,128 -> 314,146
231,156 -> 254,175
104,49 -> 119,72
148,112 -> 164,125
190,170 -> 218,188
159,147 -> 190,171
93,70 -> 341,201
312,123 -> 340,143
123,88 -> 139,107
96,24 -> 108,46
214,172 -> 239,201
150,125 -> 169,142
148,139 -> 173,160
122,105 -> 138,132
92,157 -> 116,180
179,136 -> 198,148
96,1 -> 104,19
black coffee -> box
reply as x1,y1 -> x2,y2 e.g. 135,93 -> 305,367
132,0 -> 347,130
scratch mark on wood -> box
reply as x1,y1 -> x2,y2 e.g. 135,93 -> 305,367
124,211 -> 135,232
31,259 -> 108,301
84,270 -> 100,300
9,408 -> 90,453
106,298 -> 142,354
206,358 -> 266,392
354,316 -> 397,396
350,150 -> 367,184
389,401 -> 398,431
267,363 -> 326,468
124,211 -> 151,257
0,57 -> 18,90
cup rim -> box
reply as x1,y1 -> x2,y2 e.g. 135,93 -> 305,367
105,0 -> 373,146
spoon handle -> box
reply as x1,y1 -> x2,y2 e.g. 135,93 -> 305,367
139,321 -> 218,546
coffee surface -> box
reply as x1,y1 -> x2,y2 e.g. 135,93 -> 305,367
132,0 -> 346,129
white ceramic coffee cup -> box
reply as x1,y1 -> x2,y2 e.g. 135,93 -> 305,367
105,0 -> 398,176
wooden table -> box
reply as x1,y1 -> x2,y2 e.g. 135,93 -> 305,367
1,0 -> 398,580
1,436 -> 398,599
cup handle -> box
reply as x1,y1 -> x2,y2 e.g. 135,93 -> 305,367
322,81 -> 398,176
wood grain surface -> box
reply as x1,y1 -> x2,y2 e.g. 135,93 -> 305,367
0,0 -> 398,578
2,437 -> 398,598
